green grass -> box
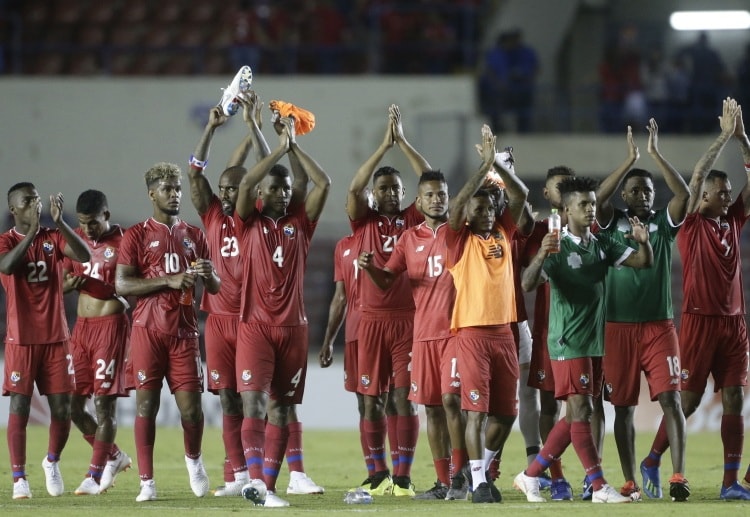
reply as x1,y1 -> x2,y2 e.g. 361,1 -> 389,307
0,426 -> 748,515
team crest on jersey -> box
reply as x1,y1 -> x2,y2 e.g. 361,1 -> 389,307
210,370 -> 220,382
361,375 -> 371,387
605,382 -> 613,394
411,381 -> 418,393
579,373 -> 590,386
137,370 -> 147,382
536,369 -> 546,381
42,241 -> 54,254
241,370 -> 252,383
182,237 -> 194,250
395,217 -> 405,228
680,369 -> 689,381
10,371 -> 21,383
283,224 -> 295,237
469,390 -> 480,402
103,247 -> 115,260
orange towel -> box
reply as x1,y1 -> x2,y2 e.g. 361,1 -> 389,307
483,169 -> 505,189
269,100 -> 316,135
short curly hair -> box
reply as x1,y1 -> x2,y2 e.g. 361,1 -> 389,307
558,176 -> 598,205
145,162 -> 181,189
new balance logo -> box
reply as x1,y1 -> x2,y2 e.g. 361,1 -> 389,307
415,245 -> 424,252
149,241 -> 159,248
485,243 -> 503,259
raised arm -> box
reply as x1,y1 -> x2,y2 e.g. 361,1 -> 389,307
645,118 -> 690,224
189,107 -> 228,215
273,116 -> 309,208
391,104 -> 431,176
448,125 -> 496,230
521,232 -> 557,291
732,108 -> 750,214
686,97 -> 740,214
347,114 -> 394,221
282,119 -> 330,221
492,148 -> 529,224
596,126 -> 639,227
619,216 -> 654,268
51,193 -> 90,263
319,281 -> 347,368
235,131 -> 290,221
226,91 -> 269,168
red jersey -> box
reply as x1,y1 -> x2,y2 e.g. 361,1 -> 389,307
237,204 -> 316,326
333,234 -> 362,343
65,225 -> 123,300
199,197 -> 242,316
384,221 -> 454,341
0,227 -> 70,345
678,198 -> 749,316
523,220 -> 550,339
350,204 -> 423,312
118,218 -> 211,338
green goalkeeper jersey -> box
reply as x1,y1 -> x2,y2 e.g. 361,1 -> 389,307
543,229 -> 632,360
601,208 -> 678,322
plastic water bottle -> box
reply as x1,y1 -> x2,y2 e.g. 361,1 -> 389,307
343,487 -> 373,504
548,208 -> 561,253
179,264 -> 196,305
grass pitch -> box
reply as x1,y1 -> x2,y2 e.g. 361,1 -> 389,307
0,425 -> 748,515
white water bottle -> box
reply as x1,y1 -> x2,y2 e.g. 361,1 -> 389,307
548,208 -> 561,253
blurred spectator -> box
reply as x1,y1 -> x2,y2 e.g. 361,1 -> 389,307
227,0 -> 272,72
665,54 -> 691,133
680,32 -> 728,132
736,42 -> 750,112
478,32 -> 509,132
298,0 -> 347,73
502,29 -> 539,133
420,11 -> 457,74
641,49 -> 669,127
598,25 -> 644,133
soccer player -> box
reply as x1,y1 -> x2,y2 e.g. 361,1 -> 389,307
319,233 -> 371,475
234,117 -> 331,507
115,163 -> 221,502
347,104 -> 431,496
358,170 -> 467,500
1,184 -> 91,499
444,125 -> 528,503
515,176 -> 652,504
640,98 -> 750,500
522,165 -> 576,499
63,190 -> 132,495
190,95 -> 324,497
596,120 -> 690,501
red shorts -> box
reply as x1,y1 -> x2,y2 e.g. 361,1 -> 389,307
603,320 -> 680,406
356,312 -> 414,395
3,341 -> 74,397
528,328 -> 555,392
455,326 -> 518,416
205,313 -> 239,393
344,340 -> 358,393
70,313 -> 130,397
679,313 -> 749,393
129,326 -> 203,393
409,337 -> 460,406
551,357 -> 603,400
236,322 -> 308,405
